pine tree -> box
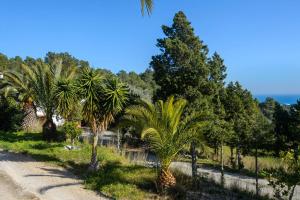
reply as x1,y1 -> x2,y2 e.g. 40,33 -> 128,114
289,100 -> 300,161
151,11 -> 210,104
273,102 -> 290,156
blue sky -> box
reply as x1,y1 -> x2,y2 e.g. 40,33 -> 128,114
1,0 -> 300,95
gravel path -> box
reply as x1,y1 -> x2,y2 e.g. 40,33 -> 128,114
170,161 -> 300,200
0,170 -> 39,200
0,150 -> 109,200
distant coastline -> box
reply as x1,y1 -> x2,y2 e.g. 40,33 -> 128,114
254,95 -> 300,105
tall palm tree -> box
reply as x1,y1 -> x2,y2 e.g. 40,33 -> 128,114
123,96 -> 208,190
78,68 -> 129,170
141,0 -> 153,15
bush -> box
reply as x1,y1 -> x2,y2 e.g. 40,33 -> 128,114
0,97 -> 23,131
62,122 -> 82,145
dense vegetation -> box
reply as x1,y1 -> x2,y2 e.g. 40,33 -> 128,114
0,10 -> 299,200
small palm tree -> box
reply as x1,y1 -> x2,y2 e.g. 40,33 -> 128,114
123,96 -> 208,190
53,78 -> 79,121
4,66 -> 38,132
6,59 -> 77,140
78,68 -> 129,171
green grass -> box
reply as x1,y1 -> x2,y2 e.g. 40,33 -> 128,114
0,131 -> 157,200
177,145 -> 285,179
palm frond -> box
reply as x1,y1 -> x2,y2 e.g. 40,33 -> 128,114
124,96 -> 207,170
141,0 -> 153,16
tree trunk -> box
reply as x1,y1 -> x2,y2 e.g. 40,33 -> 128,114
214,147 -> 218,161
42,118 -> 57,141
255,147 -> 259,197
117,129 -> 121,153
22,101 -> 38,132
237,147 -> 243,170
157,168 -> 176,192
71,138 -> 75,147
230,146 -> 235,168
294,143 -> 298,162
220,144 -> 225,186
88,132 -> 99,171
235,148 -> 239,169
190,141 -> 197,186
275,137 -> 281,157
216,147 -> 219,161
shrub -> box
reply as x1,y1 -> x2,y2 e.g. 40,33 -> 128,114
0,97 -> 23,131
62,122 -> 82,145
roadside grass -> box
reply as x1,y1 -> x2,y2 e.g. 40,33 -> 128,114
177,145 -> 285,179
0,131 -> 157,200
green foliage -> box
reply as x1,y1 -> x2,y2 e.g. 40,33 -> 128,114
124,96 -> 208,170
79,68 -> 129,131
117,69 -> 157,101
0,97 -> 23,131
151,11 -> 210,105
5,57 -> 78,140
223,82 -> 258,148
264,150 -> 300,199
45,52 -> 89,70
54,78 -> 80,120
62,122 -> 82,145
259,97 -> 276,121
273,102 -> 290,155
289,100 -> 300,151
251,113 -> 274,149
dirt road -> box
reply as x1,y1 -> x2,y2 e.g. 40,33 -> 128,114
0,170 -> 38,200
0,150 -> 108,200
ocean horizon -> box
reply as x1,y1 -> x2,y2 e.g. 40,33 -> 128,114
254,95 -> 300,105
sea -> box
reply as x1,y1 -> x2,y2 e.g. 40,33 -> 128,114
254,95 -> 300,105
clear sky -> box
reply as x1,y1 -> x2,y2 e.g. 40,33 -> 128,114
1,0 -> 300,95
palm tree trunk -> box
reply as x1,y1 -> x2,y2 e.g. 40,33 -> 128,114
255,147 -> 259,197
157,168 -> 176,191
22,101 -> 38,132
42,117 -> 57,141
88,131 -> 99,171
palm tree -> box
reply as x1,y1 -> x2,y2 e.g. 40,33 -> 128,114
6,59 -> 76,140
123,96 -> 208,190
78,68 -> 129,171
4,67 -> 38,132
140,0 -> 153,15
53,78 -> 79,121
